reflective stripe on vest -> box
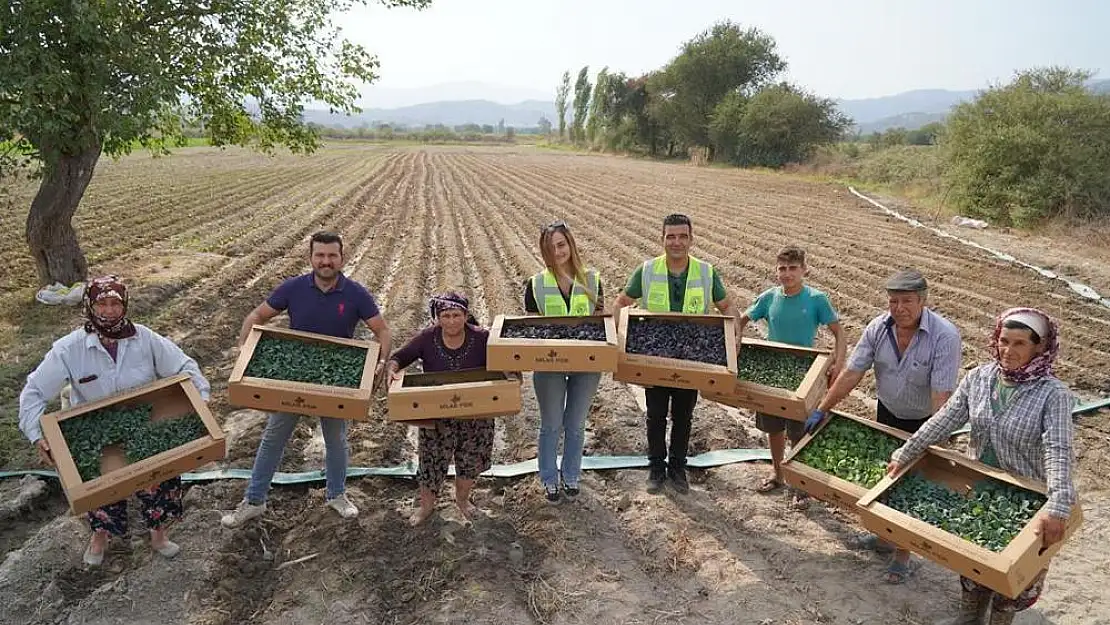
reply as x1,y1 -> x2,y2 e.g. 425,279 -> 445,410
641,255 -> 713,314
532,269 -> 598,316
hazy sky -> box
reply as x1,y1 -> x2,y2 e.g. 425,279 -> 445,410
347,0 -> 1106,104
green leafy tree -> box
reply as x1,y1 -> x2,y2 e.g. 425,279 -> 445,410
713,83 -> 850,167
648,21 -> 785,156
555,71 -> 571,140
906,122 -> 944,146
537,116 -> 553,136
1,0 -> 431,286
571,66 -> 592,144
586,67 -> 610,145
944,66 -> 1110,225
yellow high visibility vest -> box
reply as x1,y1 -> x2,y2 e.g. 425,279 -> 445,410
641,255 -> 713,314
532,268 -> 599,316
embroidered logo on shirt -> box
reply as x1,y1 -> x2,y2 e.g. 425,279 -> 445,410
77,374 -> 99,384
338,302 -> 345,316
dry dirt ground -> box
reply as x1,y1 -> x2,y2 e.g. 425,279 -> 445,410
1,145 -> 1108,625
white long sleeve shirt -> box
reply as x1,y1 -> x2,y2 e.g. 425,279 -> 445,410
19,324 -> 211,443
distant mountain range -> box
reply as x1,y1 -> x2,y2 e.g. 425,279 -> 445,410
303,99 -> 556,129
304,79 -> 1110,133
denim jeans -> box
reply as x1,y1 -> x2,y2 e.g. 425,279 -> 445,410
245,412 -> 348,503
533,371 -> 601,489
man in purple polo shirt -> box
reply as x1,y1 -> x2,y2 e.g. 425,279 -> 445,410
805,268 -> 962,584
222,232 -> 392,528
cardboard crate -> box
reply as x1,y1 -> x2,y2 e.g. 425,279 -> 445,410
387,368 -> 522,421
487,314 -> 619,372
614,309 -> 737,393
40,373 -> 226,515
702,338 -> 831,421
780,411 -> 909,509
856,446 -> 1084,598
228,325 -> 381,420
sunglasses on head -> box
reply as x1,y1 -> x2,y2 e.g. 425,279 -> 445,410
543,220 -> 568,233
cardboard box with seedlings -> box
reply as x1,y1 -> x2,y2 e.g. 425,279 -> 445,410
486,314 -> 618,372
614,308 -> 737,393
856,446 -> 1083,599
228,325 -> 381,420
387,368 -> 522,421
703,338 -> 831,421
781,411 -> 909,509
40,373 -> 225,515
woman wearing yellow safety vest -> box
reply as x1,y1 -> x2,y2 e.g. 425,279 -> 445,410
614,214 -> 736,494
524,220 -> 604,503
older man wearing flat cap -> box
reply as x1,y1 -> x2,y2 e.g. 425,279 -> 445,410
805,268 -> 962,584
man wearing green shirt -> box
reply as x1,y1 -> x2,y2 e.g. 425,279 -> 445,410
615,214 -> 736,494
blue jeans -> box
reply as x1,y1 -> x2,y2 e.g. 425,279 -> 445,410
533,371 -> 601,489
245,412 -> 348,503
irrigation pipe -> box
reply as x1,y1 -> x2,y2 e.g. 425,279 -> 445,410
848,187 -> 1110,310
0,448 -> 772,484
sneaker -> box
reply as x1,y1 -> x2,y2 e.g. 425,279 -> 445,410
326,493 -> 359,519
221,499 -> 266,528
544,485 -> 561,504
562,484 -> 580,499
668,466 -> 690,494
646,468 -> 666,494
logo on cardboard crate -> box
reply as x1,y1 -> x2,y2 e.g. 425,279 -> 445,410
439,393 -> 474,410
666,372 -> 692,385
534,348 -> 569,364
281,396 -> 319,410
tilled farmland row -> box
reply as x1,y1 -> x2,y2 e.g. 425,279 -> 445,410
1,145 -> 1107,625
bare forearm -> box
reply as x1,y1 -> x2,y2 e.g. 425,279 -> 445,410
818,369 -> 865,412
375,329 -> 392,364
238,311 -> 262,346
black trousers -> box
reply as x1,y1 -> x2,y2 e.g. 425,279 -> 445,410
645,386 -> 699,470
877,399 -> 928,434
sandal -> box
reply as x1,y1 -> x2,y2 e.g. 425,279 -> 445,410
756,477 -> 784,494
846,532 -> 895,554
883,557 -> 921,584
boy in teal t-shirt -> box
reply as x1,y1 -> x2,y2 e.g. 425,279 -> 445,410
738,246 -> 846,506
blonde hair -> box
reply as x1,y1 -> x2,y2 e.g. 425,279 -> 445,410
539,222 -> 597,306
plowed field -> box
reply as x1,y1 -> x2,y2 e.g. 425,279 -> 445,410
1,145 -> 1107,625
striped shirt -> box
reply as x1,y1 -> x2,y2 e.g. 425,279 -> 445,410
891,361 -> 1077,519
846,308 -> 962,420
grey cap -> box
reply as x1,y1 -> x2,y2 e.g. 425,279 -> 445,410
885,269 -> 927,292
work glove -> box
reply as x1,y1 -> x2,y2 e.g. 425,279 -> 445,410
804,409 -> 827,434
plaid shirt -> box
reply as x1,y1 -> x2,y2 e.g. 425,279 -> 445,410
892,362 -> 1077,519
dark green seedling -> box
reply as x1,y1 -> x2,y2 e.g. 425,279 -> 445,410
502,322 -> 606,341
884,473 -> 1047,552
794,416 -> 902,487
737,346 -> 815,390
60,404 -> 207,482
245,335 -> 366,388
626,318 -> 727,366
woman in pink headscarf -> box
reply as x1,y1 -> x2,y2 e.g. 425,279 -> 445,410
886,308 -> 1076,625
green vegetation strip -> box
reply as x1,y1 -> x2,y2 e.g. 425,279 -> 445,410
245,335 -> 366,388
60,404 -> 207,482
794,416 -> 902,487
737,346 -> 815,389
884,473 -> 1046,552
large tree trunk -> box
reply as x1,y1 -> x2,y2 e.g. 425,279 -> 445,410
25,145 -> 100,286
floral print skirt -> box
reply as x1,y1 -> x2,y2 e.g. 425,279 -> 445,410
417,419 -> 495,493
962,568 -> 1048,613
86,477 -> 184,536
